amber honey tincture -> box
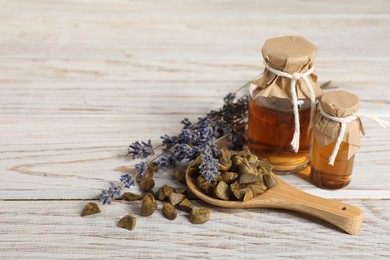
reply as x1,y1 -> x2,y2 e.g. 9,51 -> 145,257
262,61 -> 317,153
311,90 -> 365,189
317,102 -> 359,166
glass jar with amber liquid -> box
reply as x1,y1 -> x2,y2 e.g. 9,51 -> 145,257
311,90 -> 365,189
247,36 -> 323,173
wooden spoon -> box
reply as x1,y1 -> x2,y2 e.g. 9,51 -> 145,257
185,168 -> 363,235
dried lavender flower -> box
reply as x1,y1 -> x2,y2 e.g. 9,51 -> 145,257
154,153 -> 176,168
224,92 -> 236,103
135,161 -> 148,177
179,128 -> 198,144
127,140 -> 154,159
120,173 -> 135,189
110,182 -> 121,197
228,127 -> 247,151
202,138 -> 222,158
99,182 -> 121,205
160,134 -> 178,149
198,151 -> 220,182
181,118 -> 194,128
173,144 -> 193,161
197,120 -> 214,142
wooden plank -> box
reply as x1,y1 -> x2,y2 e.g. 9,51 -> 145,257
0,200 -> 389,259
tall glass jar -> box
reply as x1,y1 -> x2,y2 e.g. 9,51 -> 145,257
247,36 -> 323,173
311,90 -> 365,189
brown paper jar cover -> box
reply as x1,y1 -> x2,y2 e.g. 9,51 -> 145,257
314,90 -> 366,159
251,36 -> 323,99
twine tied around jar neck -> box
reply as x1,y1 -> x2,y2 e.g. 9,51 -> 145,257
263,61 -> 316,153
318,103 -> 390,165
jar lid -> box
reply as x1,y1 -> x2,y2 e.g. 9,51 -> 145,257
320,90 -> 360,118
314,90 -> 364,159
262,36 -> 317,73
252,35 -> 322,100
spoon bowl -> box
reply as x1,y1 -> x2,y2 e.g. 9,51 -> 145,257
186,163 -> 363,235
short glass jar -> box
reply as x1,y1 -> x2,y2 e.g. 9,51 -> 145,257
311,90 -> 364,189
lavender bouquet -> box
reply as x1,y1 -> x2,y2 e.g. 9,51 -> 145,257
99,85 -> 249,205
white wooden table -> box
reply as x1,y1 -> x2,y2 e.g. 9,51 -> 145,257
1,0 -> 389,259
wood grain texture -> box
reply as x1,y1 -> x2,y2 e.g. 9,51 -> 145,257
0,0 -> 389,258
0,200 -> 389,259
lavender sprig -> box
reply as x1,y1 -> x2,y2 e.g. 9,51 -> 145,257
127,140 -> 154,159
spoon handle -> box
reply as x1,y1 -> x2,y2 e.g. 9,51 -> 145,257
271,187 -> 363,235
